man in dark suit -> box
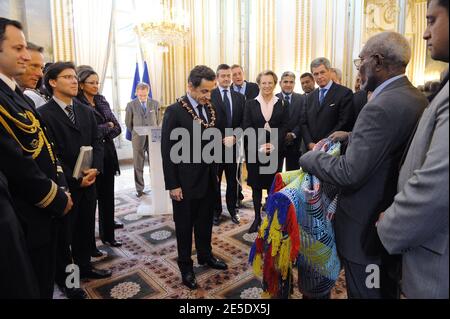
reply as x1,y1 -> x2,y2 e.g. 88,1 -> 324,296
230,64 -> 259,100
161,65 -> 228,290
301,57 -> 354,151
230,64 -> 258,205
300,32 -> 428,298
0,18 -> 73,298
276,71 -> 305,171
39,62 -> 111,299
211,64 -> 245,226
300,72 -> 316,96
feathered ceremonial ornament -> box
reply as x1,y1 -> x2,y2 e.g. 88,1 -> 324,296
249,138 -> 341,298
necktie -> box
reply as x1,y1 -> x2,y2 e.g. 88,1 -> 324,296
223,90 -> 232,127
141,101 -> 147,113
197,104 -> 208,123
319,88 -> 328,105
284,95 -> 290,104
65,105 -> 75,124
237,85 -> 243,94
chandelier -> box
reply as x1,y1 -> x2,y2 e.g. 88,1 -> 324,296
135,1 -> 190,47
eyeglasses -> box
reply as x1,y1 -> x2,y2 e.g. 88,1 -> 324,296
57,75 -> 78,81
84,81 -> 99,86
354,54 -> 384,69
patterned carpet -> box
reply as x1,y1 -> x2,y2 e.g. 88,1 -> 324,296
62,186 -> 347,299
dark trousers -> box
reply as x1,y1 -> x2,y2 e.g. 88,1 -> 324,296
28,226 -> 58,299
283,145 -> 301,171
251,187 -> 269,216
215,163 -> 238,215
0,200 -> 40,298
56,186 -> 97,286
96,160 -> 116,242
172,187 -> 215,274
341,257 -> 400,299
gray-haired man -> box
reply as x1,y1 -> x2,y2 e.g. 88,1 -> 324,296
125,82 -> 160,197
299,31 -> 428,298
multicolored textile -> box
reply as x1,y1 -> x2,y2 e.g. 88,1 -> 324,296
249,139 -> 341,298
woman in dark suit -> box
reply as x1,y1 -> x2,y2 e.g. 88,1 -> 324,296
243,70 -> 289,233
77,68 -> 122,250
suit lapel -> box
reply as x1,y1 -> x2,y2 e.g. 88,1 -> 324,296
319,83 -> 338,112
212,89 -> 225,114
0,80 -> 34,112
288,94 -> 296,117
135,99 -> 145,116
49,99 -> 80,131
231,91 -> 240,125
312,89 -> 320,116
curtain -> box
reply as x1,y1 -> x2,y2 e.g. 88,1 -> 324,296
72,0 -> 113,87
50,0 -> 75,61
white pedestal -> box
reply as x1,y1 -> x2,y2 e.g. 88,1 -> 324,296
135,126 -> 172,216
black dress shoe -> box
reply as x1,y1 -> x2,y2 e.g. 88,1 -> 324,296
213,214 -> 221,226
114,221 -> 124,229
230,212 -> 240,225
198,256 -> 228,270
80,266 -> 112,279
102,240 -> 123,247
181,271 -> 198,290
91,249 -> 104,258
248,217 -> 261,233
60,287 -> 87,299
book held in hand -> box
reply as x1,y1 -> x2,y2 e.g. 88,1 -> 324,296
72,146 -> 93,179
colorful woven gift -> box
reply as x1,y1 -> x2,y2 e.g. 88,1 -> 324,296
249,138 -> 341,298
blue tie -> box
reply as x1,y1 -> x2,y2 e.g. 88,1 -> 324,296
141,101 -> 147,113
319,88 -> 327,105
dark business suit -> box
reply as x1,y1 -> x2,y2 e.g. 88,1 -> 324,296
301,82 -> 354,148
161,96 -> 219,274
0,171 -> 40,299
243,98 -> 289,221
0,80 -> 68,298
211,88 -> 245,217
276,92 -> 305,171
39,98 -> 103,280
352,90 -> 368,129
231,81 -> 260,100
300,76 -> 428,298
77,94 -> 121,244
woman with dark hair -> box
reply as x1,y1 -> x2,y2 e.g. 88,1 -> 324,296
243,70 -> 289,233
76,68 -> 123,251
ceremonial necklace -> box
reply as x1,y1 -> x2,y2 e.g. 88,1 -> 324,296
178,97 -> 216,128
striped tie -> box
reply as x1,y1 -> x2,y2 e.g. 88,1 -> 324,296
65,105 -> 75,124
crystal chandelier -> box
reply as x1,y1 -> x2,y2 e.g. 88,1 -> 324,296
135,1 -> 190,47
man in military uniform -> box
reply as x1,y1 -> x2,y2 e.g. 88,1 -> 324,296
0,18 -> 73,298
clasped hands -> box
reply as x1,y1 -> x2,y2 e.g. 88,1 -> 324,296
223,136 -> 236,148
80,168 -> 98,188
170,188 -> 183,202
